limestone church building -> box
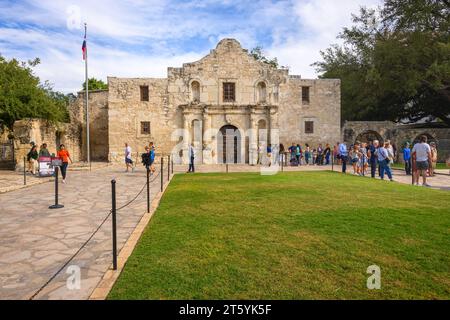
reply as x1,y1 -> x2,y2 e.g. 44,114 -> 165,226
75,39 -> 341,165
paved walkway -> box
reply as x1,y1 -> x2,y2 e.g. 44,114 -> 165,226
0,166 -> 168,300
0,162 -> 111,194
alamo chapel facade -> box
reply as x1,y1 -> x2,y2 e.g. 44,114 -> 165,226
73,39 -> 341,165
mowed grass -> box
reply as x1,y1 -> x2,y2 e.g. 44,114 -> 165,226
392,162 -> 449,170
108,172 -> 450,300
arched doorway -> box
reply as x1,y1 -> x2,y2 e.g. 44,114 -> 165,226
218,125 -> 240,164
413,133 -> 437,145
355,130 -> 383,144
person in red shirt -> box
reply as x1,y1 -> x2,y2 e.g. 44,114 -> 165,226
57,144 -> 73,183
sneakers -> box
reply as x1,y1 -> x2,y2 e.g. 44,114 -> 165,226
423,183 -> 431,187
62,179 -> 66,184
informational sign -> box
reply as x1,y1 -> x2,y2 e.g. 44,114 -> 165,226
51,157 -> 63,167
38,156 -> 54,177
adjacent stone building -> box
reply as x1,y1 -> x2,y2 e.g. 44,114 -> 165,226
91,39 -> 341,164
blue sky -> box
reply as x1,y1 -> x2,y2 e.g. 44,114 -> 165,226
0,0 -> 382,93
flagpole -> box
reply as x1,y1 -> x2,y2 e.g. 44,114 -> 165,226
84,23 -> 91,170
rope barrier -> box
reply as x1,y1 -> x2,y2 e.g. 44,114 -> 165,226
29,166 -> 167,300
29,209 -> 113,300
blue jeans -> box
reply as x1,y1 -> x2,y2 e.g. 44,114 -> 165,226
341,156 -> 348,173
379,160 -> 392,180
188,157 -> 195,172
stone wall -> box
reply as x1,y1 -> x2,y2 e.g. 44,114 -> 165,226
279,78 -> 341,147
343,121 -> 450,163
74,90 -> 109,161
12,119 -> 81,170
108,77 -> 170,162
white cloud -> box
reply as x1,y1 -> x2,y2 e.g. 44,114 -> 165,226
267,0 -> 383,78
0,0 -> 384,92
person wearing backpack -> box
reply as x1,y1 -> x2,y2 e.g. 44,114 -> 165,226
27,143 -> 38,175
142,146 -> 151,172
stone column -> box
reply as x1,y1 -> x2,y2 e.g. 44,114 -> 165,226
202,109 -> 212,164
182,113 -> 190,165
249,111 -> 258,166
269,106 -> 280,152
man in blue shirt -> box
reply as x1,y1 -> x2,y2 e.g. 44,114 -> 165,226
368,140 -> 379,178
403,142 -> 411,175
338,142 -> 348,173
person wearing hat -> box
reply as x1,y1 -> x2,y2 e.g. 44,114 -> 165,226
430,142 -> 438,177
403,142 -> 411,175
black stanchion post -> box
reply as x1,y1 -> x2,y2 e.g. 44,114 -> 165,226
226,163 -> 229,173
161,157 -> 164,192
332,153 -> 334,172
167,155 -> 170,181
146,168 -> 150,213
23,157 -> 26,185
111,179 -> 117,270
49,166 -> 64,209
281,154 -> 284,172
171,158 -> 174,174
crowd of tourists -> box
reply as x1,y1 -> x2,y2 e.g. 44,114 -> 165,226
278,135 -> 438,187
335,135 -> 437,187
278,143 -> 333,166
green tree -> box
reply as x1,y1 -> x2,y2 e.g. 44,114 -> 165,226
250,46 -> 280,69
0,55 -> 69,129
82,78 -> 108,91
314,0 -> 450,126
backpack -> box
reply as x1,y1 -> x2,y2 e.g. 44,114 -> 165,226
141,153 -> 151,166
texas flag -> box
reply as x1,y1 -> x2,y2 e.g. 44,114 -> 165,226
82,31 -> 87,60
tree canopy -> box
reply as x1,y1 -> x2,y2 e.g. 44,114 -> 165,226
0,55 -> 69,129
250,47 -> 280,69
314,0 -> 450,126
82,78 -> 108,91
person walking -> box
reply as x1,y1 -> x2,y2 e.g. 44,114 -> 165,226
403,143 -> 412,175
350,143 -> 360,175
324,144 -> 331,165
27,144 -> 38,175
295,144 -> 302,166
188,143 -> 195,173
149,142 -> 156,173
57,144 -> 73,183
430,142 -> 438,177
338,142 -> 348,173
368,140 -> 379,178
317,144 -> 324,165
305,144 -> 311,165
412,136 -> 432,186
288,143 -> 297,166
279,143 -> 285,165
359,142 -> 369,176
266,144 -> 272,167
378,141 -> 394,181
124,143 -> 134,173
39,143 -> 51,157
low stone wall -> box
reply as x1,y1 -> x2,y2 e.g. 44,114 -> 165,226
12,119 -> 81,170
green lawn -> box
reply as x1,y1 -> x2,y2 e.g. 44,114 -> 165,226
108,172 -> 450,300
392,162 -> 449,170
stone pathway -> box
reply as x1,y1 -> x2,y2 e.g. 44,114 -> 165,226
0,162 -> 111,194
0,166 -> 167,300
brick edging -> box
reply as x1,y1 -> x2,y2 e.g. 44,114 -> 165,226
88,174 -> 175,300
